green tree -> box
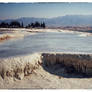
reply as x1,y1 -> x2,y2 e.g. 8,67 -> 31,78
10,21 -> 21,28
41,22 -> 45,28
31,23 -> 35,28
0,22 -> 9,28
35,21 -> 41,28
21,22 -> 24,28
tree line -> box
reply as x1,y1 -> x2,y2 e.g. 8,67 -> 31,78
0,21 -> 23,28
26,21 -> 45,28
0,21 -> 46,28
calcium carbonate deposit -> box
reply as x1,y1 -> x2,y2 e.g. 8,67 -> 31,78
0,29 -> 92,89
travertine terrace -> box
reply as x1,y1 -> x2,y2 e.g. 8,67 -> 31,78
0,53 -> 92,80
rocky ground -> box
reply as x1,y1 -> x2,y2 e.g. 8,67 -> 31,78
1,64 -> 92,89
0,53 -> 92,89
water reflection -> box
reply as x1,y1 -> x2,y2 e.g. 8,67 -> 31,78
0,32 -> 92,58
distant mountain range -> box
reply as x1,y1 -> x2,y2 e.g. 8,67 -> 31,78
1,15 -> 92,27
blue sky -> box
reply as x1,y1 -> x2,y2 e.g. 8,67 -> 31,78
0,3 -> 92,20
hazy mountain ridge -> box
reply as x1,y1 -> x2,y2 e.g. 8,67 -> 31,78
1,15 -> 92,27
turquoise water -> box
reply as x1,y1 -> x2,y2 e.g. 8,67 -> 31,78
0,32 -> 92,58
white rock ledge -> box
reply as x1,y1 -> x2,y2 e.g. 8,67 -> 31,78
0,52 -> 92,80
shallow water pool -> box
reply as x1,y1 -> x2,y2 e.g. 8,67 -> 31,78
0,32 -> 92,58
